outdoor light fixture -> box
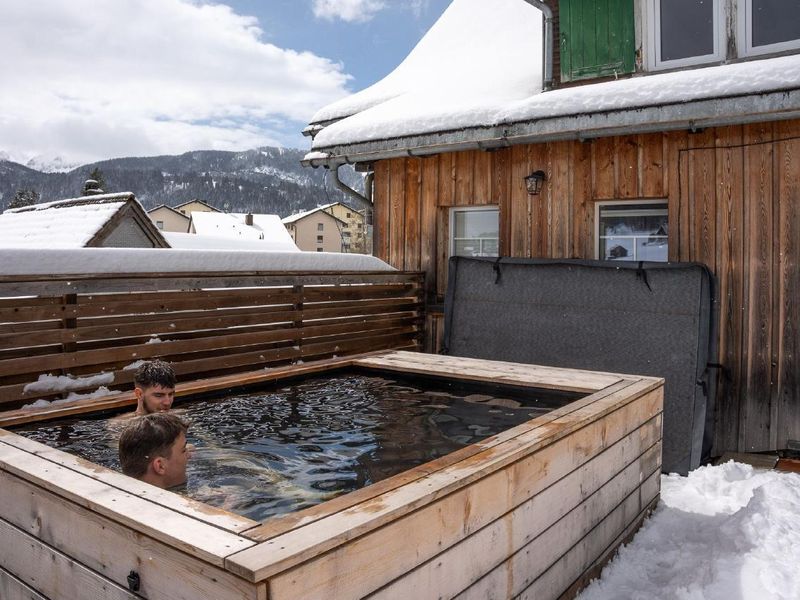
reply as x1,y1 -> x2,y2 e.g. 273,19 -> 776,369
524,170 -> 546,195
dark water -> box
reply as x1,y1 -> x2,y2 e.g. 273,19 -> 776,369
16,373 -> 574,522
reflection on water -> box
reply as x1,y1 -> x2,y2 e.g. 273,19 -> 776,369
16,373 -> 569,521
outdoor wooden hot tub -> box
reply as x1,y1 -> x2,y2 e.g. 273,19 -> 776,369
0,350 -> 663,600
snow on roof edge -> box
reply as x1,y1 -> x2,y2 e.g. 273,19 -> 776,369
0,248 -> 394,276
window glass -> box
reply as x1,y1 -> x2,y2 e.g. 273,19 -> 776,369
598,202 -> 668,262
156,220 -> 164,229
317,223 -> 324,231
451,208 -> 499,258
659,0 -> 715,61
751,0 -> 800,48
316,235 -> 323,243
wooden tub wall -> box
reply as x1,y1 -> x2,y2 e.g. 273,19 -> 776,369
0,351 -> 663,600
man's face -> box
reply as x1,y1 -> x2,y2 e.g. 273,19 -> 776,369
160,431 -> 189,488
136,384 -> 175,414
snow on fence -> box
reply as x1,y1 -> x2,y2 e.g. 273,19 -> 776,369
0,269 -> 423,424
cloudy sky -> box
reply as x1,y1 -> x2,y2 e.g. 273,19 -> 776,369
0,0 -> 450,165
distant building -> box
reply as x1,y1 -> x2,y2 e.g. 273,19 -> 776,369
173,199 -> 221,216
147,204 -> 191,233
282,207 -> 349,253
0,192 -> 169,248
187,211 -> 299,252
318,202 -> 368,253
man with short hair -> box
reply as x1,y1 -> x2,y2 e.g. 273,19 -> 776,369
133,359 -> 176,415
118,412 -> 189,489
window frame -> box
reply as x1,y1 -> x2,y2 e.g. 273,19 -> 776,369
448,205 -> 500,259
594,199 -> 669,262
644,0 -> 725,70
737,0 -> 800,57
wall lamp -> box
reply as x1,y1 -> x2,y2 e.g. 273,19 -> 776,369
524,170 -> 546,195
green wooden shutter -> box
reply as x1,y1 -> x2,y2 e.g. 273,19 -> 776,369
559,0 -> 635,82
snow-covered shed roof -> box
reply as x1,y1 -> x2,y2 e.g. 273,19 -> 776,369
0,193 -> 169,249
282,206 -> 348,226
0,248 -> 393,276
304,0 -> 800,166
188,211 -> 299,251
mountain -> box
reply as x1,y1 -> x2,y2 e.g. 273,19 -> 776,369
0,147 -> 366,216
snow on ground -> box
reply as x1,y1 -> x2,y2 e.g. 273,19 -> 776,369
0,248 -> 394,275
578,461 -> 800,600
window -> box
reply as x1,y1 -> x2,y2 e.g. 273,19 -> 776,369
155,220 -> 164,230
346,212 -> 352,218
343,231 -> 351,238
646,0 -> 724,69
559,0 -> 635,82
317,235 -> 323,243
317,223 -> 324,231
317,247 -> 323,252
738,0 -> 800,56
450,207 -> 500,258
596,201 -> 668,262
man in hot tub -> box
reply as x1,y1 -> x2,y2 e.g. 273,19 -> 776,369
118,412 -> 189,489
133,360 -> 176,415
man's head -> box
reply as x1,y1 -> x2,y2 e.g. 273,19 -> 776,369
133,360 -> 176,414
119,412 -> 189,489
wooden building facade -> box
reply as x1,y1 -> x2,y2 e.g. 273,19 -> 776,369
369,119 -> 800,457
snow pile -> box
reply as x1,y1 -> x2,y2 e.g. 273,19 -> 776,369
309,0 -> 542,141
0,247 -> 394,276
23,372 -> 115,394
0,202 -> 124,248
22,386 -> 121,409
578,461 -> 800,600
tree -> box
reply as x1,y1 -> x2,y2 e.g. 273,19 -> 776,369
8,188 -> 40,209
83,167 -> 107,195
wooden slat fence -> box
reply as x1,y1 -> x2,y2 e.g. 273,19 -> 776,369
0,271 -> 424,410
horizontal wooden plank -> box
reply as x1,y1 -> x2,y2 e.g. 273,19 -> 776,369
354,350 -> 626,393
271,418 -> 662,600
371,439 -> 661,600
0,439 -> 256,565
0,566 -> 48,600
0,470 -> 263,600
0,516 -> 138,600
0,272 -> 423,297
226,381 -> 662,581
456,470 -> 661,599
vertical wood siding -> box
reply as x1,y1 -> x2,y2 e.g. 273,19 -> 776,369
372,119 -> 800,455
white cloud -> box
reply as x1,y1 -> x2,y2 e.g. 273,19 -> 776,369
0,0 -> 353,164
312,0 -> 387,23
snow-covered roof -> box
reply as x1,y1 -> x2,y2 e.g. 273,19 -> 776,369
305,0 -> 800,164
148,204 -> 190,219
189,211 -> 299,251
282,206 -> 347,225
0,194 -> 131,249
308,0 -> 542,127
174,199 -> 221,212
0,248 -> 394,276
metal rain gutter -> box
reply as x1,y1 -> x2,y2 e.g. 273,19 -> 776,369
330,164 -> 372,207
301,87 -> 800,168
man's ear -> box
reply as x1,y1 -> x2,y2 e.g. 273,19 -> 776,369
151,456 -> 166,475
134,387 -> 143,402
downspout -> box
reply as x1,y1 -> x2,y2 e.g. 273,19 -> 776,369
522,0 -> 554,91
331,164 -> 374,252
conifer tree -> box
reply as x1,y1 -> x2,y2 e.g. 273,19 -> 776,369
8,188 -> 40,209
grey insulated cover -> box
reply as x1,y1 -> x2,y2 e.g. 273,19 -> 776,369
443,257 -> 718,475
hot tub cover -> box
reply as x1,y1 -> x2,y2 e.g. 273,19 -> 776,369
442,257 -> 719,475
